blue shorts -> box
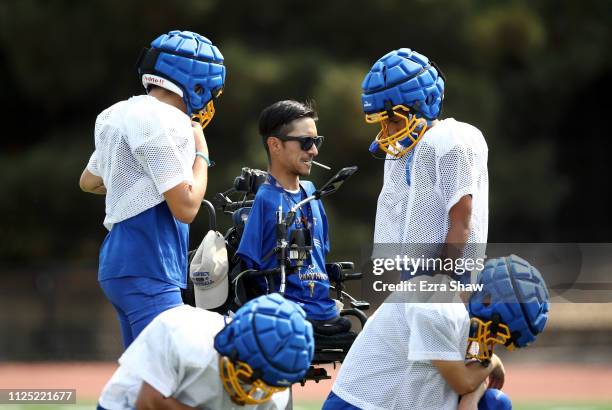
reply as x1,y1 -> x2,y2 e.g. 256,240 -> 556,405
322,391 -> 362,410
321,389 -> 512,410
100,277 -> 183,349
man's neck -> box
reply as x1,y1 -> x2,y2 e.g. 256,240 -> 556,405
148,87 -> 187,114
268,165 -> 300,191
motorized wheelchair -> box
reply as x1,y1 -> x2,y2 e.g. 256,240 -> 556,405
182,166 -> 370,384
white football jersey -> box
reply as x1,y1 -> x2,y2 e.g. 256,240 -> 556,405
373,118 -> 489,261
332,277 -> 470,410
87,95 -> 195,230
98,305 -> 289,410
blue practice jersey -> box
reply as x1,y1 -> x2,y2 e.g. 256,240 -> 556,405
237,177 -> 337,320
98,201 -> 189,288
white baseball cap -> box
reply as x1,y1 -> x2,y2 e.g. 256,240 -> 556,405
189,230 -> 229,310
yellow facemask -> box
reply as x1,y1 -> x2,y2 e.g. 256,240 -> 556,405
191,100 -> 216,129
466,317 -> 515,363
218,356 -> 287,405
364,104 -> 428,158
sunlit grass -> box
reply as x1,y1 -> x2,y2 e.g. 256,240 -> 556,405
6,401 -> 612,410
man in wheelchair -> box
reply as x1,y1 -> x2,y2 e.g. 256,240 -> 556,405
236,100 -> 355,351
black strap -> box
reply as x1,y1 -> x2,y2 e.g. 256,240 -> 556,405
136,47 -> 161,77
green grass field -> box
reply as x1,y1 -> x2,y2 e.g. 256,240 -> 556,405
4,403 -> 612,410
293,404 -> 612,410
511,405 -> 612,410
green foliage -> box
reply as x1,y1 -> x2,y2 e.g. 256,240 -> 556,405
0,0 -> 610,263
0,130 -> 106,262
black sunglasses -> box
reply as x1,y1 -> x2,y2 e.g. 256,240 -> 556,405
276,135 -> 324,151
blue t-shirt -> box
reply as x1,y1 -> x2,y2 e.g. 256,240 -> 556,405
237,179 -> 337,320
98,201 -> 189,288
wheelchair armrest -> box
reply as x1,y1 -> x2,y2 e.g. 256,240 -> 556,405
343,272 -> 363,281
350,300 -> 370,311
326,262 -> 356,282
337,261 -> 354,270
340,307 -> 368,328
326,262 -> 354,272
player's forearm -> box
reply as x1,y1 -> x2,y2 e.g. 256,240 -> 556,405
88,185 -> 107,195
441,224 -> 470,276
444,214 -> 470,251
434,358 -> 498,396
189,155 -> 209,205
443,228 -> 469,258
164,158 -> 208,223
136,382 -> 198,410
460,360 -> 495,395
137,397 -> 198,410
457,381 -> 487,410
442,195 -> 472,262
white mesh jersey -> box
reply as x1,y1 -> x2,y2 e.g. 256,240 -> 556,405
87,95 -> 195,230
98,305 -> 289,410
332,280 -> 470,410
373,118 -> 489,260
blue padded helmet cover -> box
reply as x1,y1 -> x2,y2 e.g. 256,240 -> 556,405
214,293 -> 315,386
469,255 -> 550,348
149,30 -> 226,115
361,48 -> 444,120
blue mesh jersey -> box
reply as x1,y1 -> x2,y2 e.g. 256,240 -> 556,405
99,201 -> 189,288
237,179 -> 337,321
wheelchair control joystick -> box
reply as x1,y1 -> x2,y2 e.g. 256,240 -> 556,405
233,167 -> 268,195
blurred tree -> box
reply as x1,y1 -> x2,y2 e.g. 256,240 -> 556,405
0,0 -> 610,266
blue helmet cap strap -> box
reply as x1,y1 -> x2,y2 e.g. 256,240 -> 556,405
384,100 -> 395,119
490,313 -> 501,335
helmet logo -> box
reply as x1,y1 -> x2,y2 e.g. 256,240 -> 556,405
142,74 -> 184,97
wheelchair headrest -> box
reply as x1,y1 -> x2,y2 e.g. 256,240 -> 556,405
232,207 -> 252,233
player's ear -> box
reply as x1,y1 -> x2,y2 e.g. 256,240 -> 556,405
268,136 -> 282,155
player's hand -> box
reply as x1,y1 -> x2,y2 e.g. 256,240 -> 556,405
192,121 -> 208,156
488,353 -> 505,389
457,381 -> 487,410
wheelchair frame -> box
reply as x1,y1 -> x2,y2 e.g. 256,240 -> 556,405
183,167 -> 370,384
